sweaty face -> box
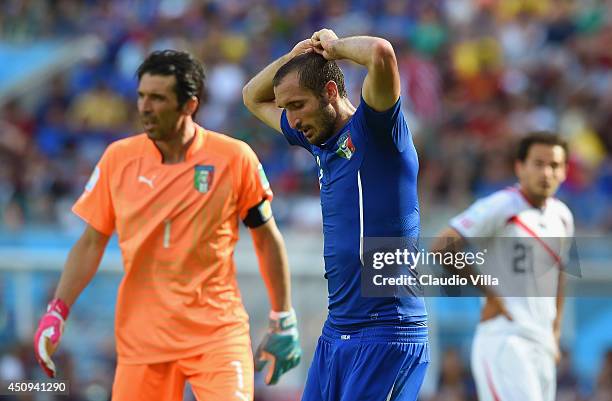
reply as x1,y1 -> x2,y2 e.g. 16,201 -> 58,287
274,72 -> 337,146
516,144 -> 567,202
137,73 -> 183,141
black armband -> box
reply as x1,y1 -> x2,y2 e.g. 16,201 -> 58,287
243,199 -> 273,228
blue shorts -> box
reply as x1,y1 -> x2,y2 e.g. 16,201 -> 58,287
301,322 -> 429,401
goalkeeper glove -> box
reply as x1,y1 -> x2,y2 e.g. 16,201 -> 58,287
33,298 -> 70,378
254,308 -> 302,385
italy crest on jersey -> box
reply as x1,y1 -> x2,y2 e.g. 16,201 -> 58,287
335,132 -> 356,160
194,165 -> 214,193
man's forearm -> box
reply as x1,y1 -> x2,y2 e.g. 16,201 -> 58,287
251,222 -> 291,312
554,271 -> 565,335
258,243 -> 292,312
243,52 -> 297,106
244,38 -> 314,107
54,230 -> 108,306
326,36 -> 389,69
431,232 -> 498,296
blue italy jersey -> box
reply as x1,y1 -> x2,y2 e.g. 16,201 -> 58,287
281,97 -> 426,327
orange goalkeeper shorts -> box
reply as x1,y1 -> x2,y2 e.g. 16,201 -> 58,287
111,341 -> 254,401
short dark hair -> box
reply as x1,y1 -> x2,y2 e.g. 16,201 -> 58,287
516,132 -> 569,162
273,52 -> 347,98
136,50 -> 205,113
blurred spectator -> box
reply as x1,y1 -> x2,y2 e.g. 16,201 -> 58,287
557,348 -> 582,401
67,81 -> 130,132
0,346 -> 25,381
410,4 -> 447,57
427,348 -> 476,401
592,349 -> 612,401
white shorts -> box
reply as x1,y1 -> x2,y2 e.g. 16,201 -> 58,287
471,323 -> 556,401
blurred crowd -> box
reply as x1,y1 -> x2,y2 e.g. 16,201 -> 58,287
0,0 -> 611,232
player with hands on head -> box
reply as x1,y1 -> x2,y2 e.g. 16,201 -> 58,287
244,29 -> 429,401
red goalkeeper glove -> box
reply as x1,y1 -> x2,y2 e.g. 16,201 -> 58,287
33,298 -> 70,378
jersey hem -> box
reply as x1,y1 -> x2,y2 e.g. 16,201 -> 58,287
115,333 -> 252,365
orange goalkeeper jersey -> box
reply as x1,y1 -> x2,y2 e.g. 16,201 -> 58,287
72,126 -> 272,364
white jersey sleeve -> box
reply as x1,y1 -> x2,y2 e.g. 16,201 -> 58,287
551,198 -> 575,265
449,190 -> 516,239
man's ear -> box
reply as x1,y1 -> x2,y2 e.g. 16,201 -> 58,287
182,96 -> 199,116
324,80 -> 338,101
514,160 -> 522,179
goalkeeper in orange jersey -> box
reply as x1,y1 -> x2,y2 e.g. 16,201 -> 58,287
33,50 -> 301,401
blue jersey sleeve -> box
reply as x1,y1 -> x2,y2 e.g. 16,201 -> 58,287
357,96 -> 412,152
280,110 -> 314,153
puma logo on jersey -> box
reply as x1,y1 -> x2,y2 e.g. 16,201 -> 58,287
138,175 -> 155,188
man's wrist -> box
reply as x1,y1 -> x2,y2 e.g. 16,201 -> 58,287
47,298 -> 70,320
287,47 -> 304,60
327,39 -> 341,59
270,308 -> 294,320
